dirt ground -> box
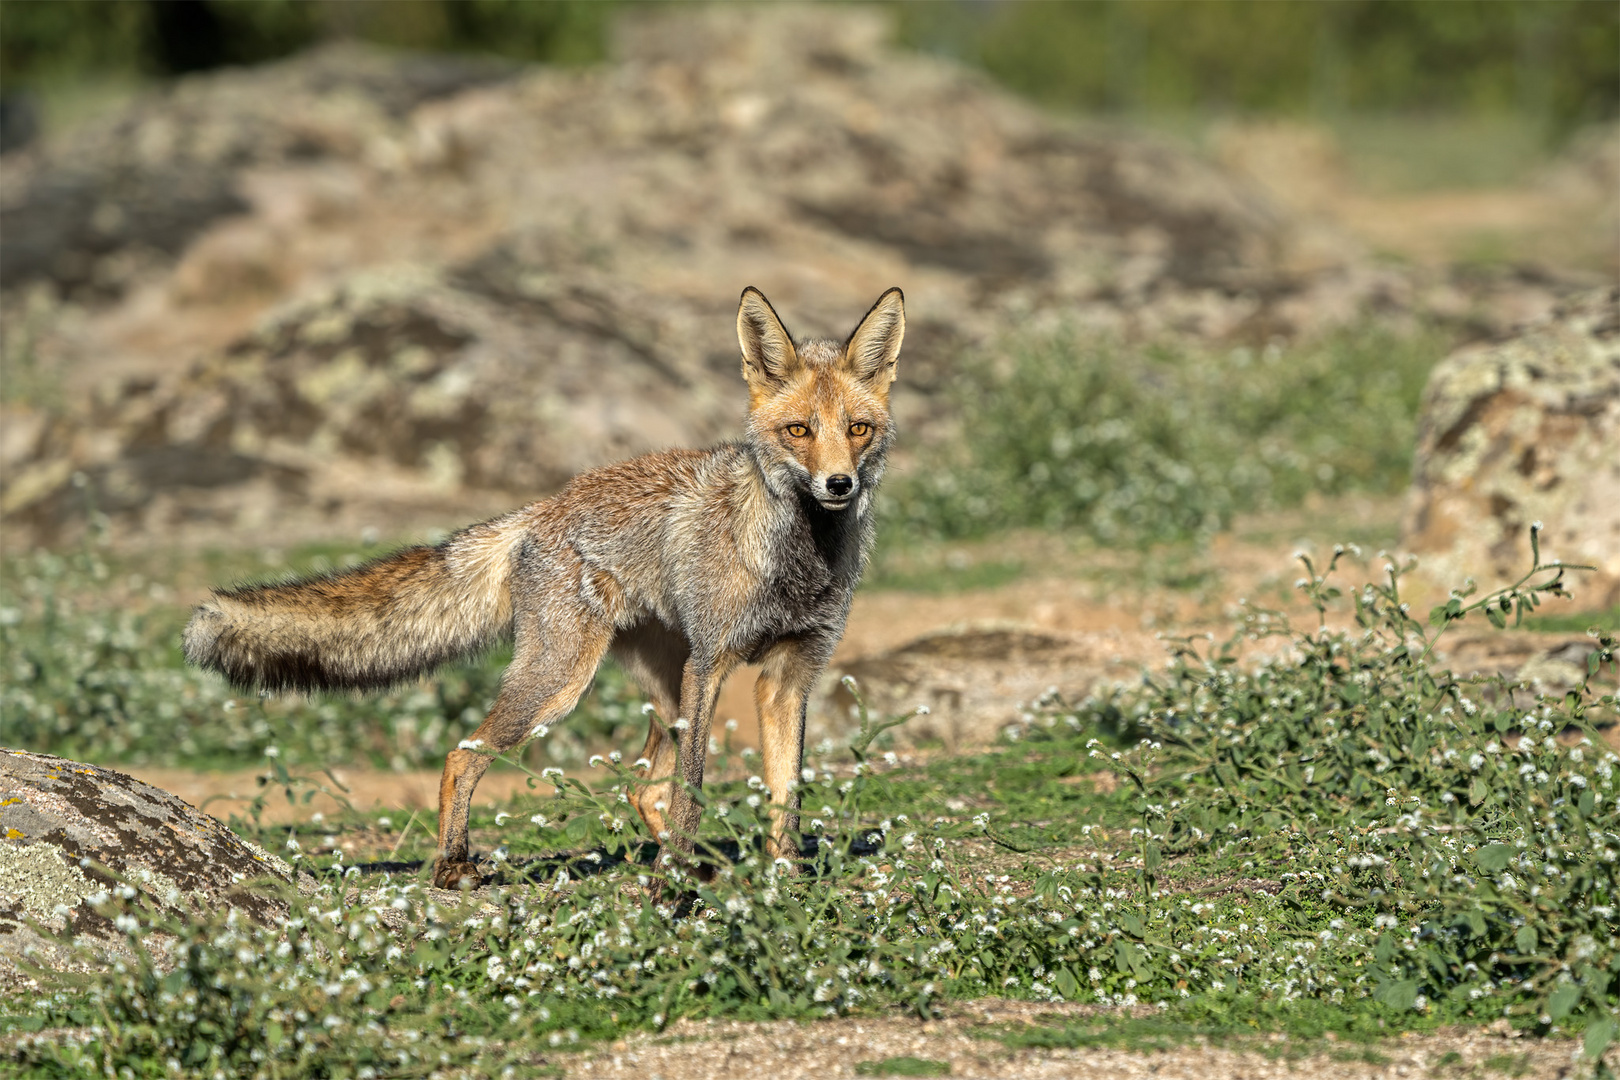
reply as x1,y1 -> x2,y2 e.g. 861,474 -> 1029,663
544,1000 -> 1607,1080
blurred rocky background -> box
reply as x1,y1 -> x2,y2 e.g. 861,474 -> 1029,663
3,1 -> 1614,555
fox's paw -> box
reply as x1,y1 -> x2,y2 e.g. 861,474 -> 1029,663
431,859 -> 484,892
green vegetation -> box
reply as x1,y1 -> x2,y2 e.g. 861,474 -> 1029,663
886,325 -> 1444,547
903,0 -> 1617,143
4,2 -> 1612,151
856,1057 -> 952,1077
4,540 -> 1616,1075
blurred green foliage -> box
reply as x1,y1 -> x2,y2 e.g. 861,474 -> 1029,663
0,0 -> 618,85
886,325 -> 1445,546
2,1 -> 1612,144
901,0 -> 1618,141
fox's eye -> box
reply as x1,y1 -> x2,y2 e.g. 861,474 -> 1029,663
848,422 -> 871,437
786,423 -> 810,438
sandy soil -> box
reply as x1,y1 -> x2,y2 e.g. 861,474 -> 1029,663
545,1000 -> 1608,1080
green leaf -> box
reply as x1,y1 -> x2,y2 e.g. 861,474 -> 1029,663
1373,978 -> 1419,1011
1113,937 -> 1135,975
1486,607 -> 1506,629
1579,789 -> 1595,817
1474,844 -> 1514,872
1514,925 -> 1537,954
1469,777 -> 1489,807
1054,966 -> 1079,999
1584,1017 -> 1616,1061
564,815 -> 592,842
1120,912 -> 1144,938
1547,981 -> 1580,1021
1144,843 -> 1162,872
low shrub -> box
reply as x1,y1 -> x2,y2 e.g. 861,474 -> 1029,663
886,324 -> 1443,544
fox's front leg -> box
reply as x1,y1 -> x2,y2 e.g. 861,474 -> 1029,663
654,653 -> 737,879
754,634 -> 835,869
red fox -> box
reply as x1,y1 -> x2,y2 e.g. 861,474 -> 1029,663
184,287 -> 905,890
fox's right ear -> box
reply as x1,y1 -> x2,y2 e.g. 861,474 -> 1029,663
737,287 -> 801,388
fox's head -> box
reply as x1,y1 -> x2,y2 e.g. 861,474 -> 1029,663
737,287 -> 904,513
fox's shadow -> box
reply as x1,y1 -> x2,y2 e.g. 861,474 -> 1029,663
348,832 -> 885,888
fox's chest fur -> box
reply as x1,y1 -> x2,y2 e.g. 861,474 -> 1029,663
557,443 -> 873,663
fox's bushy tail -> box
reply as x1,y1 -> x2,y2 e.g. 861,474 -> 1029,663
183,512 -> 531,693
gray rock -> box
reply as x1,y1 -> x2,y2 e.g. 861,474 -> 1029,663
1402,287 -> 1620,608
0,44 -> 516,296
0,748 -> 292,987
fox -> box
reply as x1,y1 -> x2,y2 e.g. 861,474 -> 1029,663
183,286 -> 905,891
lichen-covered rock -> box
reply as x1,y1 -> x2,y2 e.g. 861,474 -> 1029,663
0,44 -> 515,297
0,748 -> 292,986
1401,288 -> 1620,607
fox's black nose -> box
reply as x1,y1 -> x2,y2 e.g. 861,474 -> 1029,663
826,474 -> 854,497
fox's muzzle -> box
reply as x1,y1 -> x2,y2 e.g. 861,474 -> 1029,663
816,472 -> 858,509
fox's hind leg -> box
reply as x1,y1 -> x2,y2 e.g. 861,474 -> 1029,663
433,556 -> 616,891
609,621 -> 688,845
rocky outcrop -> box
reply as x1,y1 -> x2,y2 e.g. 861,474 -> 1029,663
1401,288 -> 1620,608
0,6 -> 1426,551
0,748 -> 292,987
0,47 -> 516,296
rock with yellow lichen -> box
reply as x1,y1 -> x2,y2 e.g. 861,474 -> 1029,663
0,748 -> 292,988
1401,287 -> 1620,609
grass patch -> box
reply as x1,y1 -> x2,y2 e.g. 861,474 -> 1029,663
866,553 -> 1026,594
992,998 -> 1392,1055
855,1056 -> 952,1077
1484,1052 -> 1534,1077
885,324 -> 1448,547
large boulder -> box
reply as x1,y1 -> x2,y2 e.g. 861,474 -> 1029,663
1401,288 -> 1620,608
0,748 -> 292,988
0,46 -> 516,297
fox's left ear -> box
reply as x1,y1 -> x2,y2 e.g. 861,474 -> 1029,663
843,287 -> 905,390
